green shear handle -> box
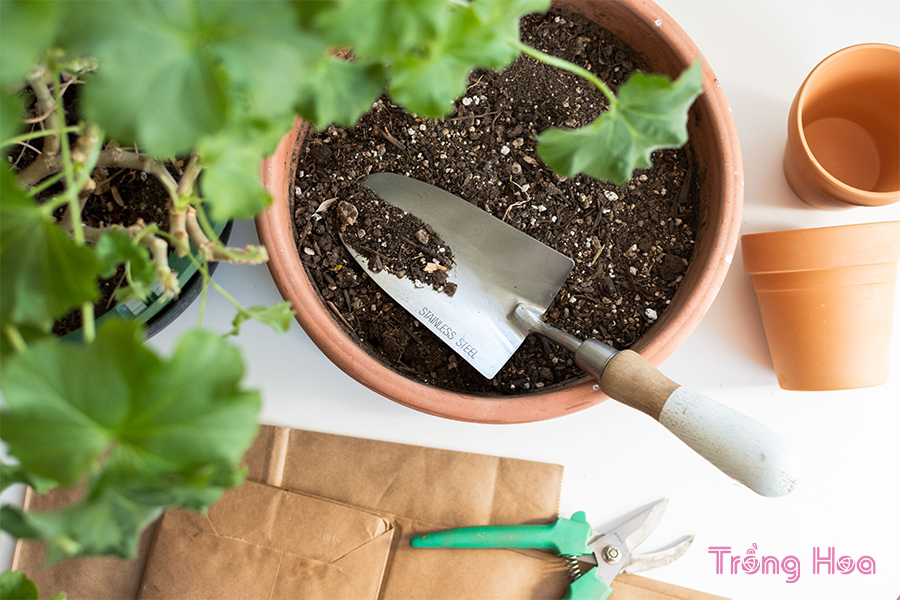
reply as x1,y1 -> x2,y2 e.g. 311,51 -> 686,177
563,573 -> 612,600
410,511 -> 612,600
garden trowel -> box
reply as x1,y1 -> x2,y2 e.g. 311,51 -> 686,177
345,172 -> 802,497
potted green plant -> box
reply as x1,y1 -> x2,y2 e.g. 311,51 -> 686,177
257,0 -> 743,423
0,0 -> 310,588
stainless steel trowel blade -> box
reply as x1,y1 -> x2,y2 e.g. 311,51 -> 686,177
343,173 -> 574,379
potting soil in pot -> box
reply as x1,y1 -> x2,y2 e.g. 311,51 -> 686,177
292,9 -> 700,395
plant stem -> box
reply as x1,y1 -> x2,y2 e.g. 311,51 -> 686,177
158,226 -> 210,289
1,125 -> 80,148
3,324 -> 27,354
176,153 -> 202,199
53,78 -> 84,245
26,67 -> 61,158
15,154 -> 62,188
198,267 -> 209,328
81,302 -> 96,343
145,234 -> 179,298
169,207 -> 189,257
58,125 -> 104,234
156,228 -> 247,323
170,154 -> 202,257
87,223 -> 180,298
194,203 -> 220,247
29,171 -> 66,199
97,148 -> 180,206
510,40 -> 616,105
207,276 -> 246,315
185,207 -> 268,264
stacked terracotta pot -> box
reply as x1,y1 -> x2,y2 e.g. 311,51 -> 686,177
743,43 -> 900,391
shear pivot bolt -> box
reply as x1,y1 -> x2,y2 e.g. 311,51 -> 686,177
601,545 -> 621,564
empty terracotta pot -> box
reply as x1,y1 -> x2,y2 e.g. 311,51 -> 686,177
783,44 -> 900,209
742,221 -> 900,391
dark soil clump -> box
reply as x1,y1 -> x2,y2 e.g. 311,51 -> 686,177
333,188 -> 457,296
292,8 -> 700,395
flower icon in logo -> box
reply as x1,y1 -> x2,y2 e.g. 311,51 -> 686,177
742,543 -> 761,574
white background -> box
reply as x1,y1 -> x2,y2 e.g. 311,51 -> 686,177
3,1 -> 899,599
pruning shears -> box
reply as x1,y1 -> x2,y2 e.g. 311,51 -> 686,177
410,499 -> 692,600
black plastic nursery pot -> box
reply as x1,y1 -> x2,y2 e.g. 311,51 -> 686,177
63,218 -> 232,341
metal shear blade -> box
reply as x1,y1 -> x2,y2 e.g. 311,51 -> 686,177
577,499 -> 691,583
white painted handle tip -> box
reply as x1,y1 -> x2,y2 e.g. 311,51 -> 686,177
659,387 -> 803,497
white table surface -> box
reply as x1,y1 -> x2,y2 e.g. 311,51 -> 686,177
3,2 -> 899,599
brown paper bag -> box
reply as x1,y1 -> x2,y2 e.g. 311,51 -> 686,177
138,481 -> 394,600
238,427 -> 726,600
228,426 -> 572,599
13,426 -> 564,599
13,426 -> 726,600
244,427 -> 565,528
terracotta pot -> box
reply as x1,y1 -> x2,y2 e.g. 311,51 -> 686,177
257,0 -> 743,423
783,43 -> 900,209
742,221 -> 900,391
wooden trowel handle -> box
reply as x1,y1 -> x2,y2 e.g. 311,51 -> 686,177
583,347 -> 803,498
512,305 -> 802,497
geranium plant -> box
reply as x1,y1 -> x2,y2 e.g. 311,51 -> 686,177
0,0 -> 701,589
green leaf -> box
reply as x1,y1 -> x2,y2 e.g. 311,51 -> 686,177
0,319 -> 260,559
57,1 -> 323,158
231,302 -> 295,336
537,61 -> 704,184
292,0 -> 338,29
2,495 -> 161,564
0,165 -> 100,330
94,230 -> 157,302
0,1 -> 63,86
295,57 -> 386,128
389,54 -> 473,119
446,0 -> 549,70
94,326 -> 259,508
0,323 -> 50,367
1,319 -> 259,488
389,0 -> 549,118
0,570 -> 63,600
313,0 -> 448,60
1,320 -> 148,485
201,1 -> 326,119
0,462 -> 58,495
58,2 -> 227,158
197,113 -> 294,221
0,570 -> 39,600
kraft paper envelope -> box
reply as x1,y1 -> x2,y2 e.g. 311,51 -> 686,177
138,480 -> 393,600
13,425 -> 726,600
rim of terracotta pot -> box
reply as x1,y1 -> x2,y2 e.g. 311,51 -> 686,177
256,0 -> 744,424
789,43 -> 900,208
742,221 -> 900,275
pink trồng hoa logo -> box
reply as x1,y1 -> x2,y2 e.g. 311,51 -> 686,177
708,544 -> 876,584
